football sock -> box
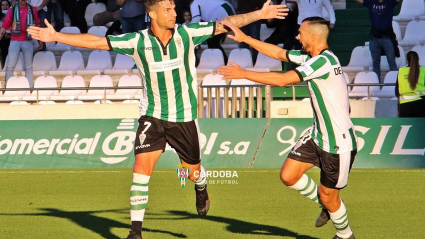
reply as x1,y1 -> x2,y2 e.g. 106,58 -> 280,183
288,174 -> 319,203
130,173 -> 150,225
194,165 -> 207,191
330,199 -> 353,238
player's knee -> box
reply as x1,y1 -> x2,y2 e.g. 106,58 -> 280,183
280,170 -> 297,186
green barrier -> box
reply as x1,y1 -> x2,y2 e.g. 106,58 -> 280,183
0,118 -> 423,169
0,118 -> 267,169
254,118 -> 425,168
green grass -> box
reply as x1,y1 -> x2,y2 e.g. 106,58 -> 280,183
0,168 -> 424,239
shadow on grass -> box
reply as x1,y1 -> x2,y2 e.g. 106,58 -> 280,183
166,210 -> 321,239
0,208 -> 187,239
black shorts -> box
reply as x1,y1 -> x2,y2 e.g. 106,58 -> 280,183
288,135 -> 356,189
134,115 -> 201,165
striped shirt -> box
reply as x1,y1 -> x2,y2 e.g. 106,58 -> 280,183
107,22 -> 214,122
288,49 -> 357,154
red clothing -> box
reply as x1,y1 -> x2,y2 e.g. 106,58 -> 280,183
2,5 -> 40,41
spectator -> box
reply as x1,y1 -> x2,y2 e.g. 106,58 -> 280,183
62,0 -> 91,33
354,0 -> 402,83
182,9 -> 191,25
0,0 -> 42,88
190,0 -> 235,63
395,51 -> 425,117
236,0 -> 266,63
0,0 -> 11,68
264,0 -> 298,50
47,0 -> 64,32
24,0 -> 49,50
174,0 -> 190,24
116,0 -> 146,33
291,0 -> 335,49
93,0 -> 121,27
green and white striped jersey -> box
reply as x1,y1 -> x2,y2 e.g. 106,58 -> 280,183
288,49 -> 357,154
107,22 -> 214,122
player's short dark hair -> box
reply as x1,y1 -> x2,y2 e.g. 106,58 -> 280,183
302,16 -> 329,28
145,0 -> 174,11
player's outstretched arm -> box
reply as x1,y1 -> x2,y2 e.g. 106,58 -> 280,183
224,21 -> 288,62
215,0 -> 288,35
28,19 -> 110,50
217,62 -> 300,87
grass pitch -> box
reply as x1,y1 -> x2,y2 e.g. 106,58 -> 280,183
0,168 -> 424,239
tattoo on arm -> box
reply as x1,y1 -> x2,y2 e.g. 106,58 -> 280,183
215,11 -> 259,35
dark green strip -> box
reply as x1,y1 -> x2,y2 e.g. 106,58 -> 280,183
298,176 -> 311,192
322,52 -> 338,65
130,204 -> 148,210
310,81 -> 336,152
349,128 -> 357,150
130,191 -> 149,197
132,182 -> 149,187
150,36 -> 168,120
221,3 -> 234,16
137,33 -> 155,115
168,38 -> 184,120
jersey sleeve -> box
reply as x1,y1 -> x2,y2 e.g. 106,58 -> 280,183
287,50 -> 310,66
183,21 -> 215,45
107,32 -> 139,55
294,55 -> 329,81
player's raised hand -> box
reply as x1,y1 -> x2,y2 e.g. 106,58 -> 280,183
259,0 -> 288,20
224,21 -> 247,43
28,19 -> 57,43
217,62 -> 246,80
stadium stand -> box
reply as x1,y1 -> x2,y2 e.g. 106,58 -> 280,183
50,75 -> 86,101
349,71 -> 380,99
104,54 -> 136,75
47,27 -> 81,53
78,75 -> 114,101
76,50 -> 112,76
246,52 -> 282,72
107,74 -> 142,101
196,49 -> 225,74
411,44 -> 425,66
372,70 -> 398,99
22,75 -> 59,101
201,73 -> 228,118
0,52 -> 25,77
227,48 -> 253,69
0,76 -> 30,102
49,50 -> 85,76
342,46 -> 373,80
398,20 -> 425,53
33,51 -> 58,77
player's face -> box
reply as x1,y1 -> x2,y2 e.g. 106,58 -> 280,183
296,22 -> 311,53
183,11 -> 191,22
156,1 -> 177,29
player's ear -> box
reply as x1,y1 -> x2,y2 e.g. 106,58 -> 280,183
149,11 -> 157,20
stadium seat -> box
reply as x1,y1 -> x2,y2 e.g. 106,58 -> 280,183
33,51 -> 57,76
393,0 -> 425,22
76,50 -> 112,75
104,54 -> 135,75
227,48 -> 253,69
246,52 -> 282,72
259,23 -> 275,42
107,74 -> 142,100
398,20 -> 425,52
23,75 -> 58,101
85,3 -> 106,28
50,75 -> 86,101
342,46 -> 373,71
0,76 -> 31,101
47,27 -> 81,52
201,74 -> 229,118
87,25 -> 108,37
349,71 -> 380,98
411,45 -> 425,66
49,50 -> 85,76
392,21 -> 402,42
78,75 -> 114,101
197,49 -> 225,73
372,71 -> 398,98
